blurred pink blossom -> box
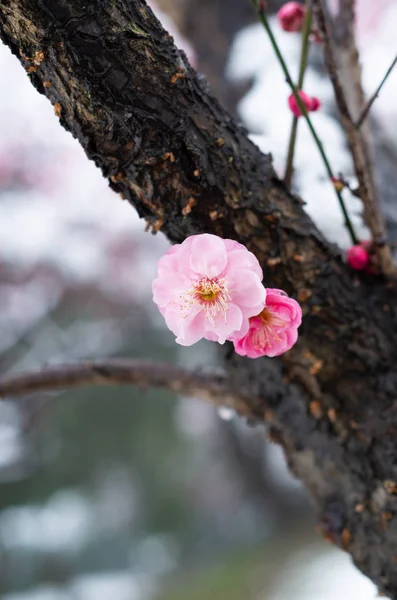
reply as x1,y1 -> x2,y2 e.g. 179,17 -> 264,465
152,234 -> 266,346
277,2 -> 306,32
327,0 -> 394,42
233,288 -> 302,358
346,243 -> 370,270
288,91 -> 321,117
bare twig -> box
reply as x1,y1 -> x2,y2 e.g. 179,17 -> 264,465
284,0 -> 313,188
252,0 -> 358,244
312,0 -> 395,275
356,54 -> 397,129
0,359 -> 251,414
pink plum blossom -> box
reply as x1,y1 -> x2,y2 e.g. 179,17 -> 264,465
152,234 -> 266,346
277,2 -> 306,32
288,91 -> 321,117
233,288 -> 302,359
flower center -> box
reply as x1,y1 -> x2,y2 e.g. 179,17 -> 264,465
181,277 -> 230,325
197,279 -> 222,302
259,307 -> 285,327
251,308 -> 286,349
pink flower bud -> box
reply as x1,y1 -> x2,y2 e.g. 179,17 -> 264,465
347,244 -> 370,270
288,91 -> 321,117
278,2 -> 306,32
308,96 -> 320,111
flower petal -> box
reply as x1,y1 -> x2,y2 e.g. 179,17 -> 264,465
176,311 -> 206,346
226,270 -> 266,310
189,234 -> 227,277
204,302 -> 243,344
152,272 -> 190,307
265,327 -> 298,357
157,245 -> 180,276
226,247 -> 263,281
162,302 -> 204,344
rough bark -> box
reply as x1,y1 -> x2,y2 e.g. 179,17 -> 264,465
1,0 -> 397,594
164,0 -> 254,110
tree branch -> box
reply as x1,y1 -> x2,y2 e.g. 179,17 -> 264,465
0,359 -> 249,413
284,0 -> 313,189
2,0 -> 397,595
312,0 -> 395,274
356,53 -> 397,129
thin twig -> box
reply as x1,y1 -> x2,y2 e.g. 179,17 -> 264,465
356,54 -> 397,129
0,359 -> 251,415
284,0 -> 313,188
253,0 -> 358,244
312,0 -> 395,275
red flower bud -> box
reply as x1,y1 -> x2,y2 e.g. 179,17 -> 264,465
278,2 -> 306,32
288,91 -> 321,117
347,244 -> 370,271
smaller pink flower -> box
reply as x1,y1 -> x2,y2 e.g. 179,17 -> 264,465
152,234 -> 266,346
233,288 -> 302,359
346,243 -> 370,271
278,2 -> 306,32
288,91 -> 321,117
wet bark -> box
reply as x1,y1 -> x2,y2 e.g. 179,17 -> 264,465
1,0 -> 397,594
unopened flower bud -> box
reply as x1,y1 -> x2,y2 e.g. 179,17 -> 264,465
347,244 -> 370,271
331,177 -> 346,193
278,2 -> 306,32
288,91 -> 321,117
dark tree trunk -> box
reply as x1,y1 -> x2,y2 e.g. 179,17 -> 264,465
1,0 -> 397,594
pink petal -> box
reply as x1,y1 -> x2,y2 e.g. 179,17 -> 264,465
266,290 -> 302,328
189,234 -> 227,277
152,272 -> 190,307
204,302 -> 243,344
225,247 -> 263,281
157,245 -> 180,276
176,311 -> 207,346
223,239 -> 246,252
266,288 -> 288,298
174,236 -> 196,277
265,328 -> 298,357
226,269 -> 266,310
163,303 -> 204,345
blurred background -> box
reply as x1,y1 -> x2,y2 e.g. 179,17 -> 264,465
0,0 -> 396,598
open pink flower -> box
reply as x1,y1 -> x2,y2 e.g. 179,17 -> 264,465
288,91 -> 321,117
233,288 -> 302,358
152,234 -> 266,346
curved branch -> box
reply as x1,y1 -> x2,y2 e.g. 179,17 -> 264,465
0,359 -> 249,413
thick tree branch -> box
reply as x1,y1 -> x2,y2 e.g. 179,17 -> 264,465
312,0 -> 394,274
0,359 -> 249,412
2,0 -> 397,595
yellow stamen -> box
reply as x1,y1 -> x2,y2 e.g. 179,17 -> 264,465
180,277 -> 231,325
